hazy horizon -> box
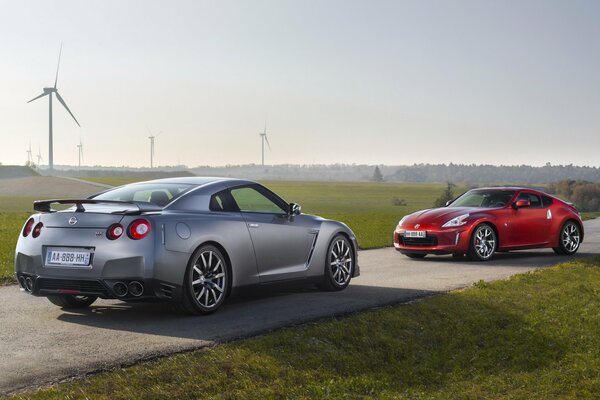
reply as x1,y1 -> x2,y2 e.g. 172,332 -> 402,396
1,0 -> 599,168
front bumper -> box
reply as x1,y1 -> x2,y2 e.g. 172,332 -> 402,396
393,226 -> 472,255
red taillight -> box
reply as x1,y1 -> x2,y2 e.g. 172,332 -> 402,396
23,218 -> 35,237
32,222 -> 43,238
128,219 -> 151,240
107,224 -> 124,240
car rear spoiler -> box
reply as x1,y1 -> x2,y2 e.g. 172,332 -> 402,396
33,199 -> 163,214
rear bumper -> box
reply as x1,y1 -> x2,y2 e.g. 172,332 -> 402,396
16,272 -> 180,301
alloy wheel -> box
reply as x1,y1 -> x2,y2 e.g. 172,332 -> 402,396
329,238 -> 353,286
561,223 -> 580,253
473,225 -> 496,260
191,249 -> 226,309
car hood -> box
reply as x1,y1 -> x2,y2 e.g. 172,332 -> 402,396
402,207 -> 480,227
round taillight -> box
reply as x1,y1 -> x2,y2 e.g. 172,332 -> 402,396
107,224 -> 124,240
128,219 -> 151,240
32,222 -> 43,238
23,218 -> 35,237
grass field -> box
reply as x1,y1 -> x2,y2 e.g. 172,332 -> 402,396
11,257 -> 600,399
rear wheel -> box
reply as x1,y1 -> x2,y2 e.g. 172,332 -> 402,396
468,223 -> 497,261
177,245 -> 229,315
47,295 -> 97,309
553,221 -> 581,255
405,253 -> 426,259
320,235 -> 354,291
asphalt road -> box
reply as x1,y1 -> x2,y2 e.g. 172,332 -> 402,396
1,218 -> 599,395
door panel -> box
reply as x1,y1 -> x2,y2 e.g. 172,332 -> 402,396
242,213 -> 317,282
507,192 -> 551,246
228,184 -> 318,283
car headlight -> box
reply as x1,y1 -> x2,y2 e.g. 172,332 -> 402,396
442,213 -> 470,228
398,216 -> 408,227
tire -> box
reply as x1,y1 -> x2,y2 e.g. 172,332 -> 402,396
47,295 -> 97,309
468,223 -> 497,261
176,245 -> 229,315
553,221 -> 581,256
319,235 -> 354,291
405,253 -> 426,259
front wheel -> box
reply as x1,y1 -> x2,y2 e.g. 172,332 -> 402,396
468,223 -> 497,261
553,221 -> 581,255
177,245 -> 229,315
320,235 -> 354,291
47,295 -> 97,309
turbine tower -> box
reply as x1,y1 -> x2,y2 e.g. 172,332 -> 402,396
259,122 -> 271,166
26,142 -> 33,167
148,129 -> 161,168
27,44 -> 80,172
77,139 -> 83,168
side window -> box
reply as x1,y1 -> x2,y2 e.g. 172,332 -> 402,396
517,192 -> 542,208
541,196 -> 553,208
209,190 -> 238,212
230,187 -> 286,214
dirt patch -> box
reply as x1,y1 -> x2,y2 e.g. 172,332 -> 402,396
0,176 -> 107,198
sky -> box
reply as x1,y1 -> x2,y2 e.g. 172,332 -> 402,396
0,0 -> 599,168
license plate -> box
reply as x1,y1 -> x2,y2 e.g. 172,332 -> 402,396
404,230 -> 426,238
45,248 -> 92,267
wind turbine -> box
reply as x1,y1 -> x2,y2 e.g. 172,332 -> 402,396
148,129 -> 162,168
36,147 -> 44,167
26,142 -> 33,167
27,44 -> 80,172
259,122 -> 271,166
77,139 -> 83,168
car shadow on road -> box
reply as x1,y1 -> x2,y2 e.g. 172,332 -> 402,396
55,284 -> 438,341
408,250 -> 598,267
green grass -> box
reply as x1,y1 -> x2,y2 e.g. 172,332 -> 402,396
582,212 -> 600,221
263,181 -> 448,248
12,257 -> 600,399
79,177 -> 142,187
2,181 -> 596,284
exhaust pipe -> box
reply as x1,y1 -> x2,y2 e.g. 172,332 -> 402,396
24,276 -> 34,292
113,282 -> 128,297
128,281 -> 144,297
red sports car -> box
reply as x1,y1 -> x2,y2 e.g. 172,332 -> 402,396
394,187 -> 583,261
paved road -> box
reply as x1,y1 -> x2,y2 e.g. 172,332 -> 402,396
1,219 -> 599,395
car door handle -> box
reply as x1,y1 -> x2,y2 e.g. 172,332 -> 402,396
248,223 -> 260,228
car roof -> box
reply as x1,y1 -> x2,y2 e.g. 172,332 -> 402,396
132,176 -> 257,187
469,186 -> 540,192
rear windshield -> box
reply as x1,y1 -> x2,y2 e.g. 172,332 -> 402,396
449,189 -> 516,208
92,183 -> 194,207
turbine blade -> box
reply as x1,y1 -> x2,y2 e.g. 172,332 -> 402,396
54,43 -> 63,88
27,92 -> 48,103
265,135 -> 271,150
55,91 -> 81,126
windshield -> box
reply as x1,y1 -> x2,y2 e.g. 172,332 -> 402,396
448,189 -> 516,208
92,183 -> 195,207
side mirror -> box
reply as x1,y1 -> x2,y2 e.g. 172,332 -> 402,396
512,199 -> 531,209
289,202 -> 301,216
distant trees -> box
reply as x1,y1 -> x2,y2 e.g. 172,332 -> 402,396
548,180 -> 600,212
434,182 -> 456,208
372,166 -> 384,182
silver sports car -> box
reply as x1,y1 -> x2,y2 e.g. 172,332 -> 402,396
14,177 -> 359,314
